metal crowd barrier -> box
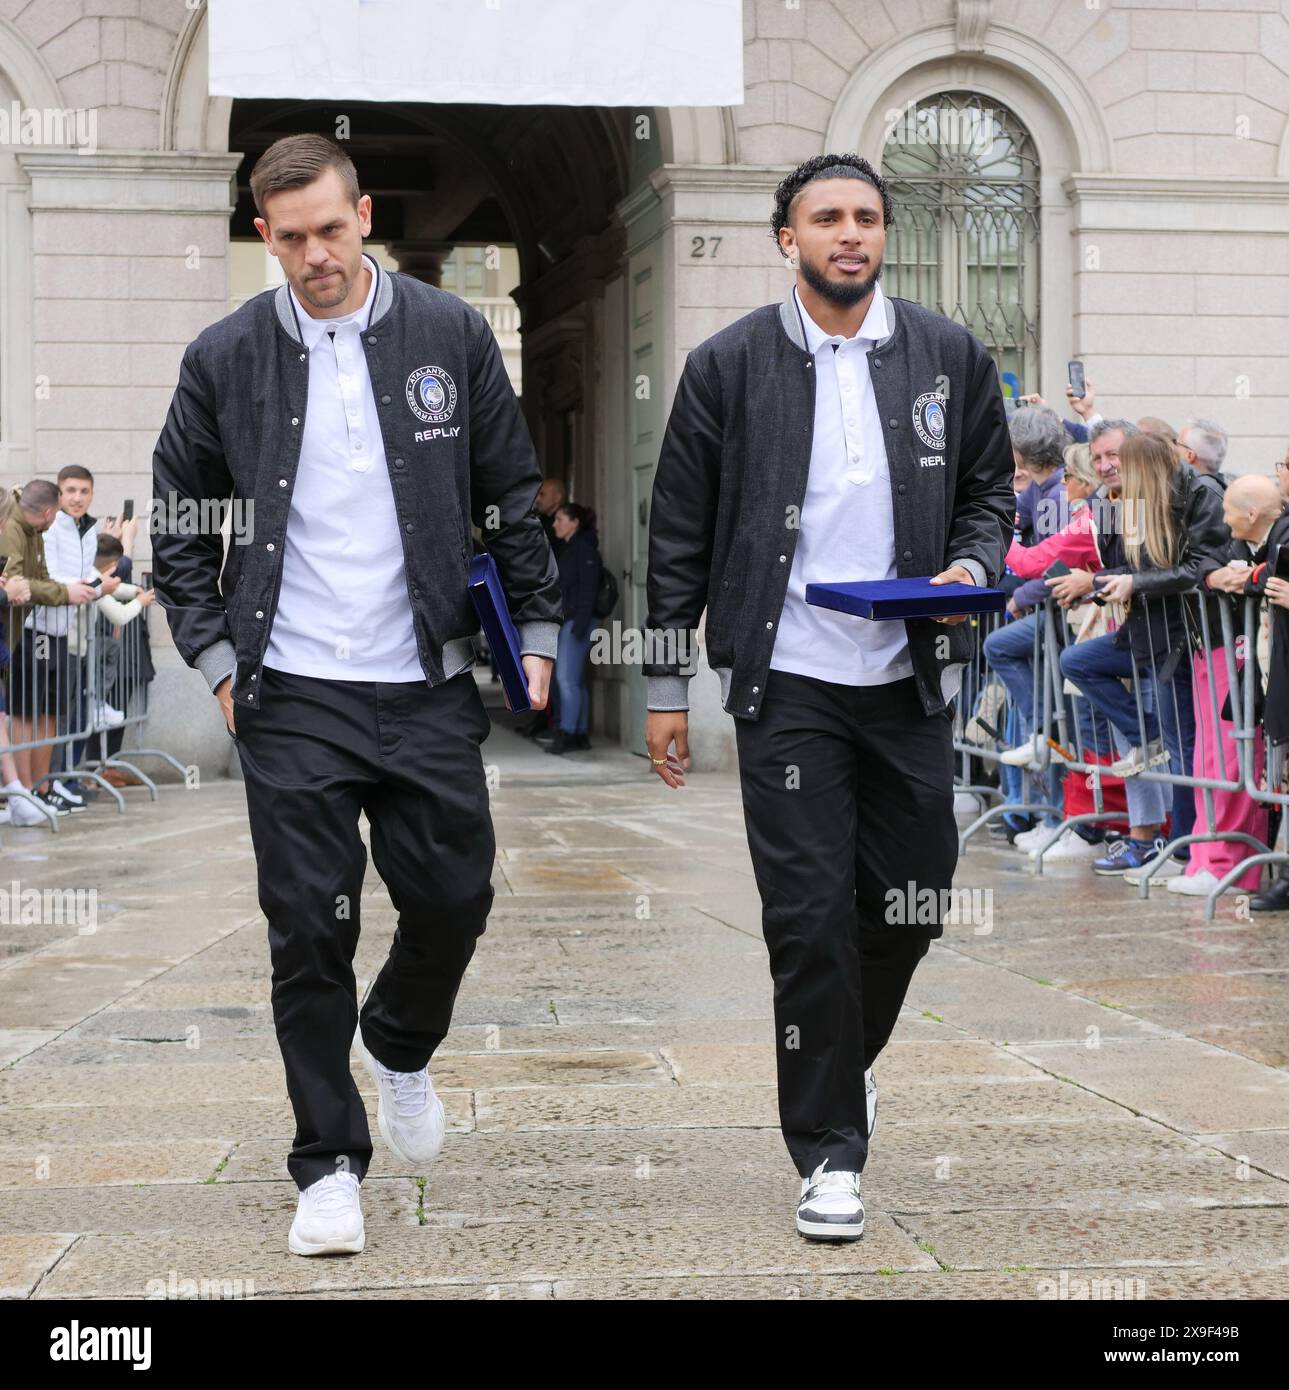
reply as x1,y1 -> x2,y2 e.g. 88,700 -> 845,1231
954,584 -> 1278,921
2,590 -> 183,834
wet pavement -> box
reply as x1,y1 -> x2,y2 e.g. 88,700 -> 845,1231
2,679 -> 1287,1299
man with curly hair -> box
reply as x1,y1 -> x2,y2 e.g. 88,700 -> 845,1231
644,153 -> 1013,1240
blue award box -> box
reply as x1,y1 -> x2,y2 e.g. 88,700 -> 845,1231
468,552 -> 532,713
805,577 -> 1007,621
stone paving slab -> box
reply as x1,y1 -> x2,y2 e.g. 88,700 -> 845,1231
32,1213 -> 938,1297
3,705 -> 1288,1300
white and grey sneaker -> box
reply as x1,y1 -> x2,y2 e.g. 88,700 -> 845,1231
355,1030 -> 446,1167
1109,739 -> 1168,779
288,1171 -> 364,1256
865,1067 -> 877,1140
796,1162 -> 865,1241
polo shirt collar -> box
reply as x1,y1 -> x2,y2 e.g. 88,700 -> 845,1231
794,279 -> 890,353
289,253 -> 379,349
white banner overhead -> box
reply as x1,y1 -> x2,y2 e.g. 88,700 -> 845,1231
207,0 -> 745,107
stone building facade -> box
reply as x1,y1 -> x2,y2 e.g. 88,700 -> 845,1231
1,0 -> 1287,772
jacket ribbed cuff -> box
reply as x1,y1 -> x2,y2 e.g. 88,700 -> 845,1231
195,638 -> 237,693
646,674 -> 692,712
949,557 -> 986,588
517,620 -> 559,661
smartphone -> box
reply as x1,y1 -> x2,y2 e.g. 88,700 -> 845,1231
142,571 -> 153,591
88,575 -> 103,589
1068,360 -> 1086,398
122,498 -> 134,521
1043,559 -> 1071,581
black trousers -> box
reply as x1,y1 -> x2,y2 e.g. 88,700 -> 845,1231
233,665 -> 495,1190
734,670 -> 956,1178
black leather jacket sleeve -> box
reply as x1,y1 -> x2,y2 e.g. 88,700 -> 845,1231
1129,468 -> 1230,597
643,349 -> 722,680
151,341 -> 236,678
947,340 -> 1016,586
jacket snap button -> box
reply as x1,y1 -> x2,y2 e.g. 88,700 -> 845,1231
889,418 -> 899,428
394,458 -> 405,468
278,478 -> 287,487
367,336 -> 377,345
290,417 -> 299,426
903,550 -> 913,561
255,610 -> 264,619
873,358 -> 882,368
721,580 -> 728,588
765,620 -> 773,629
898,484 -> 906,494
298,353 -> 305,362
752,685 -> 759,694
266,543 -> 274,552
381,394 -> 391,405
747,704 -> 755,712
405,522 -> 414,533
779,554 -> 786,562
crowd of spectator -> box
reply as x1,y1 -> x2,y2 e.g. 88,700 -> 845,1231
0,467 -> 154,827
972,377 -> 1289,910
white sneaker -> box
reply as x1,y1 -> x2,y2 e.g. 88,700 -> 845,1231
1167,869 -> 1228,896
1110,739 -> 1168,778
796,1162 -> 865,1241
51,779 -> 85,806
1023,825 -> 1065,859
1035,827 -> 1099,861
1124,857 -> 1183,885
5,791 -> 49,826
355,1031 -> 446,1167
1012,825 -> 1046,851
288,1171 -> 364,1256
953,791 -> 983,815
92,701 -> 125,728
1000,735 -> 1044,767
865,1068 -> 877,1140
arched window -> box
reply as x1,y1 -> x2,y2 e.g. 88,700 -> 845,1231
881,92 -> 1040,394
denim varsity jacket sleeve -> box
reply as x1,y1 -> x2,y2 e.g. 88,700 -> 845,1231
464,307 -> 562,660
150,341 -> 239,693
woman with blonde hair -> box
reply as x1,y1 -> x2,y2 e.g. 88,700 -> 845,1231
1079,430 -> 1237,883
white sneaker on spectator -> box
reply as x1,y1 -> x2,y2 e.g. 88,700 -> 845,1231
1109,739 -> 1168,778
1013,825 -> 1047,851
51,779 -> 85,806
1167,869 -> 1227,897
288,1172 -> 364,1256
1023,825 -> 1065,858
92,701 -> 125,728
1000,735 -> 1044,767
1124,857 -> 1183,886
1035,828 -> 1099,861
3,786 -> 49,826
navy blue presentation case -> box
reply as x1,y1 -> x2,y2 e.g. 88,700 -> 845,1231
805,577 -> 1007,621
468,551 -> 532,712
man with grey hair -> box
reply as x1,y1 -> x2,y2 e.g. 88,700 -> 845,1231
985,405 -> 1074,852
1179,417 -> 1228,485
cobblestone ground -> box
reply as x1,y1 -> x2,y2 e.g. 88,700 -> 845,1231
3,681 -> 1289,1300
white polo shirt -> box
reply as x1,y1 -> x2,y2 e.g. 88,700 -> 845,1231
264,254 -> 423,681
768,281 -> 913,686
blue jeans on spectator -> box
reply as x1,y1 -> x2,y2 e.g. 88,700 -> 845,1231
555,620 -> 592,736
1060,632 -> 1196,842
983,613 -> 1040,728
